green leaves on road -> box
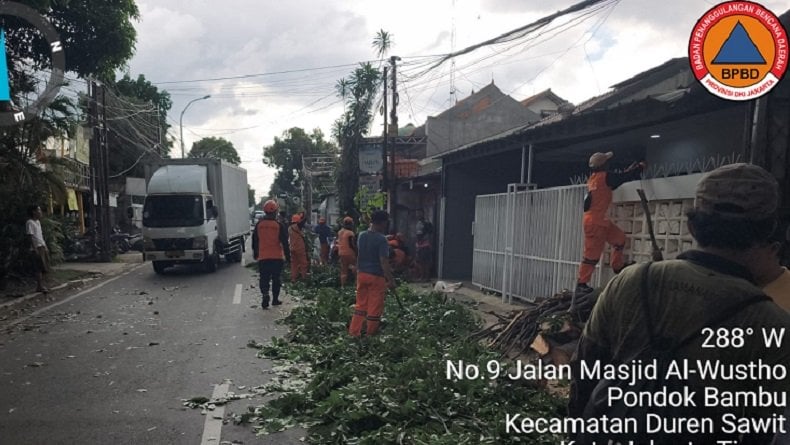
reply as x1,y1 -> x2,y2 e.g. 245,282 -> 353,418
248,272 -> 565,444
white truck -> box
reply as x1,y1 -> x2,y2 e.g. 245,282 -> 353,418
140,159 -> 249,274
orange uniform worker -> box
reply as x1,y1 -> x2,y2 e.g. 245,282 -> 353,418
337,217 -> 357,287
576,151 -> 645,295
387,234 -> 409,273
252,200 -> 291,309
349,210 -> 395,337
288,214 -> 309,282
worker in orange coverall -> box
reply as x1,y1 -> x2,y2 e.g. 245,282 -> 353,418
337,217 -> 358,287
349,210 -> 395,337
288,214 -> 309,282
387,233 -> 409,274
576,151 -> 645,296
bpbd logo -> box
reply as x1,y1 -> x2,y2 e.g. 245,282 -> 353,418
0,2 -> 64,126
689,1 -> 788,101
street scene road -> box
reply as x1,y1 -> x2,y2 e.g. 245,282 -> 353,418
2,1 -> 790,443
0,245 -> 302,445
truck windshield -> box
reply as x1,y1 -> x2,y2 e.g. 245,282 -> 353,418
143,195 -> 204,228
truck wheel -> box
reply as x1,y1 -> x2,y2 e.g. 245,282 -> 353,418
153,261 -> 167,275
204,250 -> 218,273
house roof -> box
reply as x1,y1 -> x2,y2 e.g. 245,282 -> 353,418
520,88 -> 571,108
435,57 -> 698,160
430,82 -> 505,121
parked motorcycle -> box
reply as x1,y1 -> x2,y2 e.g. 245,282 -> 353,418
110,226 -> 140,254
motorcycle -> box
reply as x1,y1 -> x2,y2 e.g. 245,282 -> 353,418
110,226 -> 136,254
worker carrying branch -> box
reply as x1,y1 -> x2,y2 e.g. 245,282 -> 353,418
576,151 -> 645,295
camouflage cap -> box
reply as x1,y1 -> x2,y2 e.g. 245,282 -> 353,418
694,163 -> 778,219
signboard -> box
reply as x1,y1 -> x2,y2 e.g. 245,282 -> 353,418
359,143 -> 383,174
359,174 -> 382,192
73,126 -> 89,165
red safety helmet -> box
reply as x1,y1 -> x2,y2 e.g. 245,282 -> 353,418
263,199 -> 278,214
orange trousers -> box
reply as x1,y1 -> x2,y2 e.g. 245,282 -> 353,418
577,220 -> 626,284
349,272 -> 387,337
291,252 -> 309,281
320,243 -> 329,265
339,253 -> 356,287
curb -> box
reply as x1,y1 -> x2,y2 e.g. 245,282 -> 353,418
0,262 -> 140,312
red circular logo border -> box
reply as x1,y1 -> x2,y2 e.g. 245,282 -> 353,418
688,0 -> 788,98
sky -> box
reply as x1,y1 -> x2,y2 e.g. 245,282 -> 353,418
125,0 -> 788,202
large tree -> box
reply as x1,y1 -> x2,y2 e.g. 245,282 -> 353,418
106,75 -> 173,177
113,74 -> 173,157
248,185 -> 256,208
263,127 -> 336,200
188,136 -> 241,165
0,0 -> 139,283
333,63 -> 381,215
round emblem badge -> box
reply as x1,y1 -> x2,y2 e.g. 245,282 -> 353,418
689,1 -> 787,101
0,2 -> 65,126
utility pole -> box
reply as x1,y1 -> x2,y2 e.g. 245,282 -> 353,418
382,66 -> 388,197
100,84 -> 112,261
389,55 -> 401,230
88,80 -> 111,261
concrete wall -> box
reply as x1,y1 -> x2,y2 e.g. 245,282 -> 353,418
441,150 -> 525,279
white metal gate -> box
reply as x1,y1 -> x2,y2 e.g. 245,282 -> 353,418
473,184 -> 604,303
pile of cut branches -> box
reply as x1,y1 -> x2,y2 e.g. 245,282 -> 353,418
246,278 -> 566,444
472,289 -> 600,363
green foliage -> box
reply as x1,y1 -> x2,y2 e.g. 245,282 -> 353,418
189,136 -> 241,165
248,185 -> 256,208
263,127 -> 337,201
0,0 -> 139,282
112,73 -> 173,160
40,216 -> 64,264
354,187 -> 386,230
334,63 -> 382,217
0,0 -> 139,81
372,29 -> 393,59
114,74 -> 173,113
251,277 -> 565,444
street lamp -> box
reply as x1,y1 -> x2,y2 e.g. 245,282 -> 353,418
180,95 -> 211,158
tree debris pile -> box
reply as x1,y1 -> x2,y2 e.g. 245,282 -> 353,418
473,289 -> 601,364
248,282 -> 565,444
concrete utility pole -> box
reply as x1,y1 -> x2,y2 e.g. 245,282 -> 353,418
382,66 -> 388,195
180,95 -> 210,158
389,55 -> 401,229
89,80 -> 112,261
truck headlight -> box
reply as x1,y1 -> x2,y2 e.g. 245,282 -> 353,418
143,237 -> 155,250
194,236 -> 208,249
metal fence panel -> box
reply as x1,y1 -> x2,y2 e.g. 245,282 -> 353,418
472,185 -> 602,303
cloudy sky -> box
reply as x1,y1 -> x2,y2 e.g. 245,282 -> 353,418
125,0 -> 788,201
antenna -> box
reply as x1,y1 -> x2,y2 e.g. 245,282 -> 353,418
450,0 -> 457,104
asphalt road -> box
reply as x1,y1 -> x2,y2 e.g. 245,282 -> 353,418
0,245 -> 304,445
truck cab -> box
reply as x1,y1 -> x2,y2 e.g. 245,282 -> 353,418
142,162 -> 247,274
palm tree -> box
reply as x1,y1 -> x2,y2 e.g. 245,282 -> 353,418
335,62 -> 381,215
372,29 -> 393,60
